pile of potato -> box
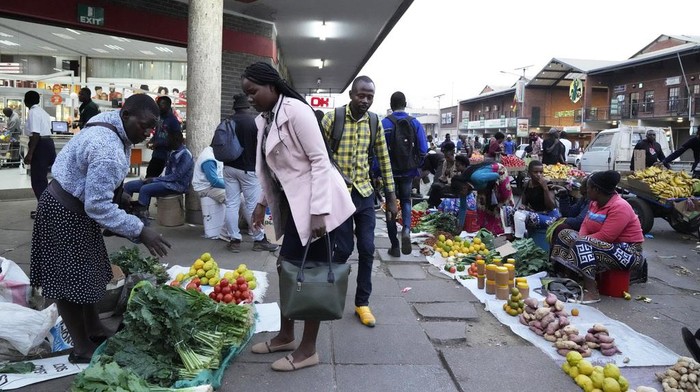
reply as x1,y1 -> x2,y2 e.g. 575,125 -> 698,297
652,357 -> 700,392
585,324 -> 622,357
518,293 -> 584,355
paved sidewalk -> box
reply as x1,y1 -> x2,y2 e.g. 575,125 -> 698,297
1,198 -> 698,392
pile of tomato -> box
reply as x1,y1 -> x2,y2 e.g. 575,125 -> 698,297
397,209 -> 426,228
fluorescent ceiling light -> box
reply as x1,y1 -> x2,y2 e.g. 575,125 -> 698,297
52,33 -> 75,40
41,46 -> 57,51
92,48 -> 109,53
155,46 -> 173,53
318,59 -> 324,69
111,36 -> 131,42
319,21 -> 327,41
0,32 -> 13,38
140,50 -> 155,55
66,28 -> 81,35
0,40 -> 20,46
105,44 -> 124,50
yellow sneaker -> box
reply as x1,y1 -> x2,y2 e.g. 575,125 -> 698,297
355,306 -> 376,327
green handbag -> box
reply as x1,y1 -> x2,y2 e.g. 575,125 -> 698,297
279,235 -> 349,321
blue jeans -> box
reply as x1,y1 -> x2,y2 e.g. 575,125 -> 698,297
386,176 -> 413,249
123,180 -> 177,207
333,188 -> 376,306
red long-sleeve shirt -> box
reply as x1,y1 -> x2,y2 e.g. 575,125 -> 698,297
580,194 -> 644,244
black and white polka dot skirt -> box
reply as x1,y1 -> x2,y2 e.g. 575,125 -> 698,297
30,190 -> 113,304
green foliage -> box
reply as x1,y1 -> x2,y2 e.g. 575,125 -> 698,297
512,238 -> 551,276
71,362 -> 151,392
109,246 -> 170,284
413,212 -> 459,234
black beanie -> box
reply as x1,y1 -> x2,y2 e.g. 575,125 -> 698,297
589,170 -> 620,194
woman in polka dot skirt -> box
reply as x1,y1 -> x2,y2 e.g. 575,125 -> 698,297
30,94 -> 171,364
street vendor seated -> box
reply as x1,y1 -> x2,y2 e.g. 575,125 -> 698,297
550,170 -> 644,304
426,151 -> 465,208
547,177 -> 590,240
509,160 -> 561,239
123,131 -> 194,221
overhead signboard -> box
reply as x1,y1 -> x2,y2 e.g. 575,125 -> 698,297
78,5 -> 105,26
306,95 -> 334,109
516,119 -> 529,137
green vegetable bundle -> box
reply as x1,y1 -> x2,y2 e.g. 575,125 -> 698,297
109,246 -> 170,284
512,238 -> 551,276
73,281 -> 255,390
413,212 -> 458,234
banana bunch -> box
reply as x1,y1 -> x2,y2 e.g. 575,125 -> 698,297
630,167 -> 699,199
543,164 -> 570,180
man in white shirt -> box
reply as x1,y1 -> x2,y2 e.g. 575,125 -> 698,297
192,146 -> 230,240
23,91 -> 56,218
559,131 -> 572,163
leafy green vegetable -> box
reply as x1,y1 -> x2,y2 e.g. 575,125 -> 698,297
71,362 -> 151,392
412,201 -> 429,212
512,238 -> 551,276
413,212 -> 458,234
0,361 -> 35,373
109,246 -> 170,284
474,229 -> 495,249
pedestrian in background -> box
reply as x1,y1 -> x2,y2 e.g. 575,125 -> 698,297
222,93 -> 278,253
503,135 -> 516,156
145,96 -> 181,178
242,62 -> 355,371
663,131 -> 700,178
321,76 -> 398,328
192,145 -> 230,240
76,87 -> 100,129
22,90 -> 56,219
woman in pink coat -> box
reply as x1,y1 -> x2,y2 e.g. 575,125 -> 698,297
244,62 -> 355,371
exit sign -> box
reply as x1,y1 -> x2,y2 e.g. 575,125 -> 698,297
78,5 -> 104,26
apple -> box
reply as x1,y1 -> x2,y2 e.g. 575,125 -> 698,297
230,283 -> 238,292
219,279 -> 229,288
221,286 -> 232,295
236,277 -> 246,286
223,294 -> 233,304
213,285 -> 221,294
209,292 -> 217,300
216,293 -> 224,302
239,282 -> 248,291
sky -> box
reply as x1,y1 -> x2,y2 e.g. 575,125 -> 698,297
344,0 -> 700,114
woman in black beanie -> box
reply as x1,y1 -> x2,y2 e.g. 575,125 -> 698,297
550,170 -> 645,303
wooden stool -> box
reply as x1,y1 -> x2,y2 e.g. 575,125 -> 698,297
156,194 -> 185,227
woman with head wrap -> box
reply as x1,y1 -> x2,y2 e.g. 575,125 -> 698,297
550,170 -> 644,303
242,62 -> 355,371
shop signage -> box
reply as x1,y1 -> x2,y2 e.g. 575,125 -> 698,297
665,76 -> 681,86
52,84 -> 62,94
613,85 -> 626,94
306,95 -> 334,108
78,5 -> 105,26
516,118 -> 529,137
0,62 -> 21,74
563,126 -> 581,134
50,95 -> 63,105
555,110 -> 575,118
569,78 -> 583,103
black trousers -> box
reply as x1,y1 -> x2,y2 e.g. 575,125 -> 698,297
30,138 -> 56,201
145,156 -> 166,178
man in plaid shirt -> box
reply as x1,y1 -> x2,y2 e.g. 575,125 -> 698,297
321,76 -> 398,328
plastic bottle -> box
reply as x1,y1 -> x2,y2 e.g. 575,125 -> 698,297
476,259 -> 486,275
477,274 -> 485,289
517,282 -> 530,299
495,266 -> 509,286
485,279 -> 496,294
485,264 -> 497,281
496,284 -> 510,300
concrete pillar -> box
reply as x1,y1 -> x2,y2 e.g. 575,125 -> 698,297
185,0 -> 223,224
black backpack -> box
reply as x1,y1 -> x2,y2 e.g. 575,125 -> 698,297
330,105 -> 378,157
386,114 -> 420,172
210,117 -> 243,162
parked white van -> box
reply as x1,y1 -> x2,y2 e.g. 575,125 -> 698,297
580,126 -> 673,173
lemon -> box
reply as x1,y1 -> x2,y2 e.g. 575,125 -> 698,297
468,246 -> 475,253
209,277 -> 219,286
176,273 -> 185,281
243,271 -> 255,281
591,371 -> 605,389
480,244 -> 488,251
445,239 -> 453,246
200,252 -> 211,262
473,237 -> 481,245
561,362 -> 571,373
223,271 -> 234,281
205,269 -> 217,279
617,376 -> 628,392
441,251 -> 448,258
193,259 -> 204,269
237,264 -> 248,273
448,251 -> 455,257
438,234 -> 446,242
568,366 -> 579,378
575,375 -> 593,392
566,350 -> 583,366
602,377 -> 620,392
232,271 -> 240,279
578,360 -> 594,376
603,363 -> 620,380
197,268 -> 206,278
248,280 -> 257,290
200,277 -> 209,286
189,267 -> 197,276
593,366 -> 604,374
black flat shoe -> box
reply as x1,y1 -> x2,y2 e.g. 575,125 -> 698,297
681,327 -> 700,362
68,352 -> 93,364
89,335 -> 109,345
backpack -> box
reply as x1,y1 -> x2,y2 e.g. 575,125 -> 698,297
210,118 -> 243,162
330,105 -> 378,159
385,114 -> 420,172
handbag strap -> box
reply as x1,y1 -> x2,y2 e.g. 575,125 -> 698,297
297,235 -> 335,284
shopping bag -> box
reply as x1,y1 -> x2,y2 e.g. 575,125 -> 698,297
0,257 -> 32,307
0,302 -> 58,355
264,207 -> 283,245
278,236 -> 349,320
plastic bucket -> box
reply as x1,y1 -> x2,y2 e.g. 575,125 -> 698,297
201,196 -> 226,238
597,269 -> 630,298
464,210 -> 479,233
156,195 -> 185,227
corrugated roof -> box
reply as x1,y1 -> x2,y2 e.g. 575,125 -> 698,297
527,57 -> 621,88
589,42 -> 700,75
460,86 -> 515,104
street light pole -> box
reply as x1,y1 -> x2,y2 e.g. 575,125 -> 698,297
434,93 -> 445,139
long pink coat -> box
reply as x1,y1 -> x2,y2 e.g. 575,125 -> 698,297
256,96 -> 355,246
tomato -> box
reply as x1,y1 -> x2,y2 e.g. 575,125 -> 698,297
219,279 -> 229,288
216,293 -> 224,302
230,283 -> 238,292
209,292 -> 217,300
213,285 -> 221,294
236,277 -> 246,286
223,294 -> 233,303
239,282 -> 248,291
192,277 -> 201,286
234,290 -> 242,299
221,286 -> 232,295
186,283 -> 198,291
449,266 -> 456,274
170,280 -> 180,287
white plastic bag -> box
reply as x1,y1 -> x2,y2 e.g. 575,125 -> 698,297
0,257 -> 31,306
0,302 -> 58,355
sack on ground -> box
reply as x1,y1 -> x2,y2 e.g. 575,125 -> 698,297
0,257 -> 32,307
211,118 -> 243,162
0,302 -> 58,355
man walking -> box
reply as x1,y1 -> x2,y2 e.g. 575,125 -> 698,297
146,96 -> 181,178
223,93 -> 278,252
503,135 -> 516,156
663,131 -> 700,178
22,91 -> 56,219
381,92 -> 428,257
631,129 -> 669,171
321,76 -> 398,327
76,87 -> 100,129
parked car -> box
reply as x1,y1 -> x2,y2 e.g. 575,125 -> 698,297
515,144 -> 528,159
567,149 -> 583,168
580,126 -> 672,173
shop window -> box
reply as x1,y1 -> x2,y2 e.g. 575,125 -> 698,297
88,58 -> 187,81
643,91 -> 654,113
629,92 -> 639,117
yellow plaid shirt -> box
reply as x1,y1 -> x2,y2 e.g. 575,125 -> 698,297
321,106 -> 395,197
